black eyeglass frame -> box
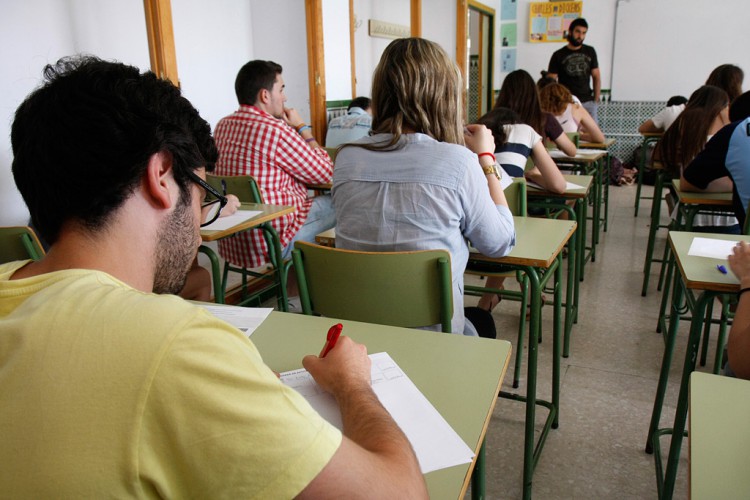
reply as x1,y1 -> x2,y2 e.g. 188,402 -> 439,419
185,169 -> 228,227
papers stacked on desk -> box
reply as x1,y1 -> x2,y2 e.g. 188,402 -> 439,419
281,352 -> 474,473
200,304 -> 272,337
202,209 -> 262,231
687,237 -> 738,260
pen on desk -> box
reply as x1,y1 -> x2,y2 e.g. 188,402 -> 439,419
220,179 -> 227,196
320,323 -> 343,358
717,264 -> 728,274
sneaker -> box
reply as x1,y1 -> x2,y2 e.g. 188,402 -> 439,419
286,295 -> 302,313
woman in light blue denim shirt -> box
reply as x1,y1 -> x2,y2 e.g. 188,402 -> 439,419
332,37 -> 516,335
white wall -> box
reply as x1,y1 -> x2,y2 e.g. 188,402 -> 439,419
323,0 -> 353,102
0,0 -> 149,226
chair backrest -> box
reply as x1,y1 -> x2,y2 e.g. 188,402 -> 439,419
206,174 -> 263,203
292,241 -> 453,332
505,177 -> 527,216
0,226 -> 45,264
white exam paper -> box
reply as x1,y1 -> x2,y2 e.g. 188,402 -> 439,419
202,210 -> 262,231
200,304 -> 272,337
526,180 -> 584,191
687,237 -> 739,260
281,352 -> 474,473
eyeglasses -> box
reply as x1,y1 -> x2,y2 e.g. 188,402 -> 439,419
185,169 -> 228,227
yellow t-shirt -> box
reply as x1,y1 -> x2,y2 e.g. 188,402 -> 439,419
0,261 -> 341,498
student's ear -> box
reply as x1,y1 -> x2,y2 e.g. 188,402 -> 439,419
143,151 -> 177,210
257,88 -> 270,105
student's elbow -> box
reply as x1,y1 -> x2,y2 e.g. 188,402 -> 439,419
550,179 -> 567,194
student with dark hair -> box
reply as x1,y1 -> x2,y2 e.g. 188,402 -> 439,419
639,95 -> 688,134
215,60 -> 335,280
496,69 -> 577,156
547,17 -> 601,122
706,63 -> 744,103
474,107 -> 565,311
325,96 -> 373,147
1,56 -> 426,497
682,91 -> 750,229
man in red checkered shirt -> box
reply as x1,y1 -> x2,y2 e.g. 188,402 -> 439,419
214,60 -> 335,272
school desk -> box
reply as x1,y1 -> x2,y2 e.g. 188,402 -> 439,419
251,311 -> 512,500
200,202 -> 294,306
634,132 -> 663,217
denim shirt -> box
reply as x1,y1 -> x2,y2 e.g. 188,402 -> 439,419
332,133 -> 516,334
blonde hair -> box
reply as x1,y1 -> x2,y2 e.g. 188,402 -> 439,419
539,83 -> 575,116
364,37 -> 465,149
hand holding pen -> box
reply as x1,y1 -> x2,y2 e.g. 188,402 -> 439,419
302,323 -> 372,394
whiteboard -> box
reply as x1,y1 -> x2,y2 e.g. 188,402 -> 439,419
611,0 -> 749,101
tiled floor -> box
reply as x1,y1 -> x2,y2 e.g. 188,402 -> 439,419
463,183 -> 722,499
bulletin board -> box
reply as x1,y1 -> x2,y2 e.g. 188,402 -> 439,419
528,1 -> 582,43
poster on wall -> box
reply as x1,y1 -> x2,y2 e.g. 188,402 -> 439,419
500,23 -> 517,47
528,1 -> 582,43
501,49 -> 516,73
501,0 -> 517,19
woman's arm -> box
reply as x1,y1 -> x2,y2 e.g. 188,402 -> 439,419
526,141 -> 566,194
553,131 -> 577,156
574,104 -> 605,143
638,119 -> 661,134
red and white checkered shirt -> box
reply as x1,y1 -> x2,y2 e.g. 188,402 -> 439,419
214,105 -> 333,268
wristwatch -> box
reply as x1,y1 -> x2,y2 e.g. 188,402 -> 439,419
482,161 -> 502,181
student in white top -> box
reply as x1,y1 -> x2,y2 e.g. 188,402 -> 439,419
539,82 -> 605,144
638,95 -> 688,134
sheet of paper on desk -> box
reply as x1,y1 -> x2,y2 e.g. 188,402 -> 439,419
202,210 -> 262,231
688,237 -> 739,260
575,148 -> 604,155
527,180 -> 584,191
200,304 -> 272,337
280,352 -> 474,473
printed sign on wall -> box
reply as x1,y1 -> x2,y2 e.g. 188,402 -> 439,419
529,1 -> 582,43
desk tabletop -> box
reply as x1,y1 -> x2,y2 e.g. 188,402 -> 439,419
548,149 -> 607,163
252,311 -> 512,499
579,138 -> 616,149
470,216 -> 577,268
689,372 -> 750,499
671,179 -> 732,206
200,203 -> 295,241
527,174 -> 593,199
668,231 -> 750,292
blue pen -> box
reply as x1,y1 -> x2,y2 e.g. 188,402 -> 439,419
220,179 -> 227,196
717,264 -> 728,274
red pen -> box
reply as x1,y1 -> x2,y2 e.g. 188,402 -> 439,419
319,323 -> 343,358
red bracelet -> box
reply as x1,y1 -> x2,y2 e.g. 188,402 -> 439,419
478,152 -> 496,162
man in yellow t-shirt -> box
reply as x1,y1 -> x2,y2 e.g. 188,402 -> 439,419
1,56 -> 426,498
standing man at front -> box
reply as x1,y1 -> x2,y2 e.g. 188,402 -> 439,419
547,18 -> 601,123
214,60 -> 335,276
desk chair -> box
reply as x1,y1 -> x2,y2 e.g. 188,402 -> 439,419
566,131 -> 580,148
0,226 -> 45,263
323,146 -> 338,162
205,174 -> 291,310
292,242 -> 452,332
465,178 -> 530,388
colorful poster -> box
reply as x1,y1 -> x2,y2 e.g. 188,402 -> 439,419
501,49 -> 516,73
528,1 -> 582,43
500,23 -> 517,47
501,0 -> 517,19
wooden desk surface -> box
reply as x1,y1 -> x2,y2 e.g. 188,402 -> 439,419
252,311 -> 512,499
668,231 -> 750,292
672,179 -> 732,206
548,149 -> 607,163
200,203 -> 295,241
527,174 -> 593,199
469,217 -> 576,268
579,138 -> 616,149
689,372 -> 750,499
317,217 -> 576,269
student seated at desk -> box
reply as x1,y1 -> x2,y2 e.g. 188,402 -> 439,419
332,37 -> 516,336
681,91 -> 750,229
638,95 -> 688,134
726,241 -> 750,379
325,96 -> 372,148
539,82 -> 605,144
658,85 -> 737,233
474,107 -> 565,311
0,56 -> 426,498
